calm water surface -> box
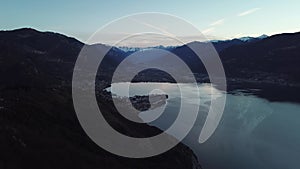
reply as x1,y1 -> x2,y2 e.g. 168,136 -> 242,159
108,82 -> 300,169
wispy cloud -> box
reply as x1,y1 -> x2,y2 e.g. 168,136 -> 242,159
238,8 -> 261,17
129,18 -> 175,37
231,33 -> 243,39
210,19 -> 225,26
202,27 -> 215,34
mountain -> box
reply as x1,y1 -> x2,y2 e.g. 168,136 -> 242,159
118,45 -> 175,53
235,34 -> 268,42
1,27 -> 299,168
170,32 -> 300,102
0,28 -> 87,91
117,35 -> 269,54
162,32 -> 299,102
0,28 -> 201,169
220,32 -> 300,81
219,32 -> 300,102
114,31 -> 300,102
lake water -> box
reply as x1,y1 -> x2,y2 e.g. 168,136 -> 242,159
108,82 -> 300,169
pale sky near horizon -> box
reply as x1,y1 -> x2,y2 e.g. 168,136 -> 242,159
1,0 -> 300,46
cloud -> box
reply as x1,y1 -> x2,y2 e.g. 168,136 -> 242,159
202,27 -> 215,34
232,33 -> 243,38
129,18 -> 175,37
238,8 -> 261,16
210,19 -> 225,26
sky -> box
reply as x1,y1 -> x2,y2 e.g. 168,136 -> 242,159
1,0 -> 300,46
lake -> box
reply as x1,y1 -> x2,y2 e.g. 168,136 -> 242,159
108,82 -> 300,169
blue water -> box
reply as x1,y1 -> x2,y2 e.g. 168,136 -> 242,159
108,82 -> 300,169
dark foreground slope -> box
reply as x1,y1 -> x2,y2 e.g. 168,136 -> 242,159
0,28 -> 201,169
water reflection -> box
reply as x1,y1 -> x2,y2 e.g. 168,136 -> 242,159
107,82 -> 300,169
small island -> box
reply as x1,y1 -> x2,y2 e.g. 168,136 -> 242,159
129,94 -> 168,111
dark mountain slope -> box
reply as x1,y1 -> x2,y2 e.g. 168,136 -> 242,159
219,32 -> 300,102
165,37 -> 265,76
221,32 -> 300,81
0,28 -> 201,169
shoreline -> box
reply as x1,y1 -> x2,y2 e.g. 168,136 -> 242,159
101,80 -> 300,104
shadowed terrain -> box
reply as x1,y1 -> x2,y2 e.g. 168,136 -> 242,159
0,28 -> 201,169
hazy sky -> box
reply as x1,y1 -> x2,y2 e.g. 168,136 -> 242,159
1,0 -> 299,46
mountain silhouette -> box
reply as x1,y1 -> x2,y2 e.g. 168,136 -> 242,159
0,28 -> 201,169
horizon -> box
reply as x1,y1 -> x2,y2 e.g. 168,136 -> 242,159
2,27 -> 299,48
1,0 -> 300,47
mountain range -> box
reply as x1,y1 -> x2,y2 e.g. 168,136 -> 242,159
0,27 -> 300,168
